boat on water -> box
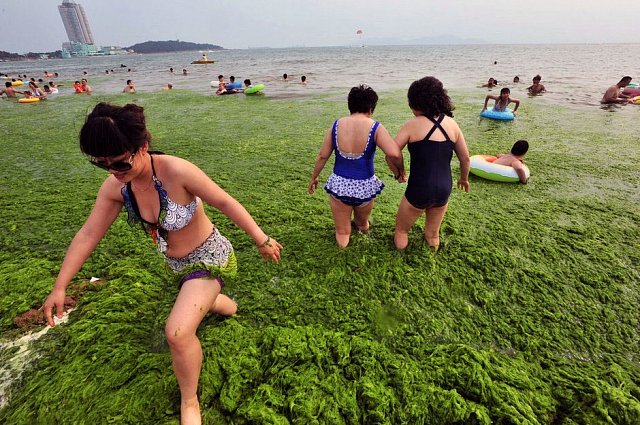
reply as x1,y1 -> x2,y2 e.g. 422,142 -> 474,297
191,54 -> 214,64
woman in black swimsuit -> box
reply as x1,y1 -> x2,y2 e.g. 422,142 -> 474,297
393,76 -> 470,251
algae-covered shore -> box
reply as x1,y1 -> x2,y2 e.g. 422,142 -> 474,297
0,90 -> 639,424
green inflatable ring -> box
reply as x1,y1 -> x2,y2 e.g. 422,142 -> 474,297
244,84 -> 265,94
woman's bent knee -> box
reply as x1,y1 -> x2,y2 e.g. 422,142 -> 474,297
165,324 -> 195,348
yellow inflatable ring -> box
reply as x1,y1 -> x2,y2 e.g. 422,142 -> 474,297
469,154 -> 529,183
11,80 -> 24,86
18,97 -> 40,103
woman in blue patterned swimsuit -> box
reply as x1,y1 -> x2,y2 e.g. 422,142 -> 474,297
393,77 -> 470,251
43,103 -> 282,425
309,85 -> 405,247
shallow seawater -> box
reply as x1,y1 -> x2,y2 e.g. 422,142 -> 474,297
3,43 -> 640,108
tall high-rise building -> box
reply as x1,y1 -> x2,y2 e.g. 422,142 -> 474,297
58,0 -> 95,45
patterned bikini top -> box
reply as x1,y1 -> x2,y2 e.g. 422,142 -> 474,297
121,153 -> 199,252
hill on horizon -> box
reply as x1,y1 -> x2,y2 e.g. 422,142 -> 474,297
126,40 -> 223,54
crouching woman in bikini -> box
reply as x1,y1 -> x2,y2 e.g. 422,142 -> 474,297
393,76 -> 470,251
43,102 -> 282,425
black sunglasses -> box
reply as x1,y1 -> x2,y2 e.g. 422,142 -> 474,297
89,152 -> 135,172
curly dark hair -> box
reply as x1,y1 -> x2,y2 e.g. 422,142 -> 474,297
407,76 -> 454,118
347,84 -> 378,114
79,103 -> 150,157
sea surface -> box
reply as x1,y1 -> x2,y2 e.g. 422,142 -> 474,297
2,44 -> 640,108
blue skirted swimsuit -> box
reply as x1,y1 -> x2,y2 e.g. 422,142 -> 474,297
324,119 -> 384,206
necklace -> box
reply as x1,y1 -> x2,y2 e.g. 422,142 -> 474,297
133,179 -> 154,192
132,154 -> 154,192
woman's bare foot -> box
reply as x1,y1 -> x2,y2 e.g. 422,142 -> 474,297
210,294 -> 237,316
394,231 -> 409,250
181,396 -> 201,425
425,236 -> 440,252
353,220 -> 370,234
335,232 -> 350,248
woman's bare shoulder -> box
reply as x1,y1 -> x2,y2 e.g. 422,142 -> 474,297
154,154 -> 204,183
99,175 -> 126,200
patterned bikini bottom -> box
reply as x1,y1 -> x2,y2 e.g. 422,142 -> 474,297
164,227 -> 237,287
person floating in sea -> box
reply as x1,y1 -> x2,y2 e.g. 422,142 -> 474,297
122,79 -> 136,93
43,84 -> 58,95
492,140 -> 530,184
81,78 -> 92,94
28,81 -> 47,99
482,78 -> 498,88
42,102 -> 283,425
282,73 -> 288,82
527,75 -> 546,95
513,76 -> 520,83
182,68 -> 188,76
0,81 -> 21,98
601,76 -> 632,104
162,83 -> 173,90
301,75 -> 307,85
225,75 -> 239,91
73,80 -> 84,93
215,75 -> 229,95
483,87 -> 520,116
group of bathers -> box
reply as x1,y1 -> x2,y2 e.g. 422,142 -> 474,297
325,115 -> 456,210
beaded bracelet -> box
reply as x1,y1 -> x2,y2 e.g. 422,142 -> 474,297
257,236 -> 272,248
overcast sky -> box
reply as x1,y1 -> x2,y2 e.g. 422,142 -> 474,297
1,0 -> 638,53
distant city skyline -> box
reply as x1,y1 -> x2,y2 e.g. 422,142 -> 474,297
58,0 -> 95,45
1,0 -> 639,54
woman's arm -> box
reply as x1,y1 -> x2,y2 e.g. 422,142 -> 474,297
44,179 -> 123,326
392,121 -> 416,182
182,160 -> 282,262
308,127 -> 333,194
452,123 -> 470,192
511,97 -> 521,113
375,124 -> 405,181
483,95 -> 496,110
512,161 -> 528,183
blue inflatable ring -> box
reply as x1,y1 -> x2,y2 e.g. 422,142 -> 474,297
480,107 -> 514,121
226,82 -> 243,89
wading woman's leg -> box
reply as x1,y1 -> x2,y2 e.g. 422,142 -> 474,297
424,203 -> 448,250
165,278 -> 222,425
394,196 -> 424,250
353,200 -> 374,232
329,196 -> 355,248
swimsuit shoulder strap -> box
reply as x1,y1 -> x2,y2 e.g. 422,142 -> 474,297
368,121 -> 380,142
424,114 -> 452,142
124,181 -> 155,227
331,119 -> 339,148
150,153 -> 158,178
364,121 -> 380,152
124,153 -> 165,227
